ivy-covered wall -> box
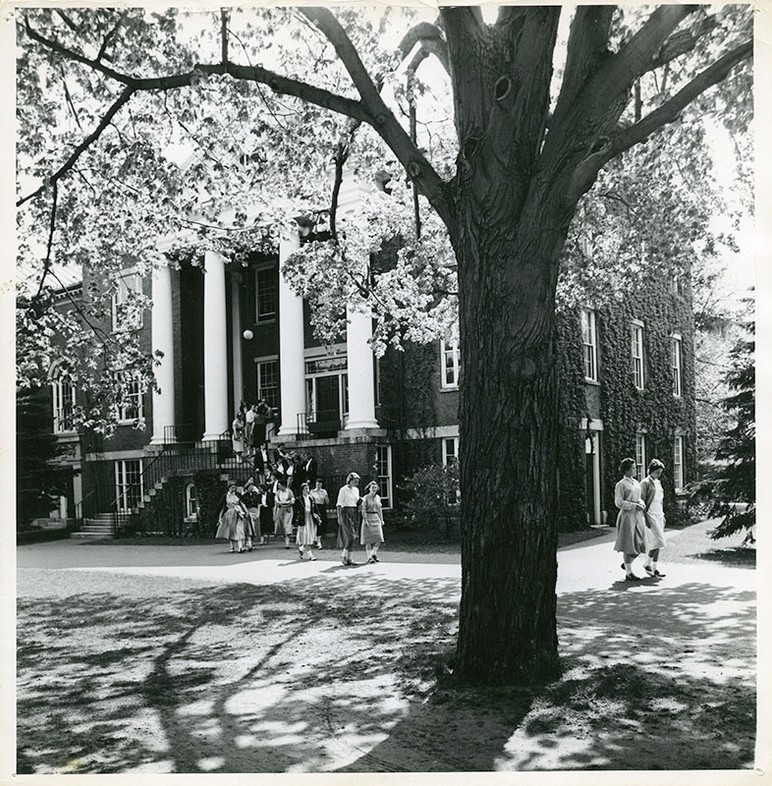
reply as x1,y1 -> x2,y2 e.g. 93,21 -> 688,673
556,311 -> 593,531
597,274 -> 696,526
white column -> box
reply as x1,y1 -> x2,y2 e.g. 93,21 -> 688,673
277,230 -> 305,437
231,273 -> 244,413
345,306 -> 379,430
150,262 -> 176,444
202,250 -> 229,440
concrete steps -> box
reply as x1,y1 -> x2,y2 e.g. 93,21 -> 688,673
72,512 -> 133,540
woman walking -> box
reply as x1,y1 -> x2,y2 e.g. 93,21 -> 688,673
613,457 -> 649,581
640,459 -> 668,577
336,472 -> 361,566
240,479 -> 261,549
215,483 -> 249,553
257,482 -> 273,545
273,479 -> 295,549
309,479 -> 330,549
294,482 -> 319,561
360,481 -> 385,563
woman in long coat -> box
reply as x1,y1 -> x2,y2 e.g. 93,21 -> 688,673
273,479 -> 295,549
640,459 -> 668,578
215,483 -> 249,553
613,457 -> 649,581
360,481 -> 385,563
293,482 -> 319,561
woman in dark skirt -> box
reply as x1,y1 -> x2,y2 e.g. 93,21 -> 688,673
336,472 -> 361,566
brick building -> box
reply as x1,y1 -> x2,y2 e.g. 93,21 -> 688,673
42,190 -> 696,537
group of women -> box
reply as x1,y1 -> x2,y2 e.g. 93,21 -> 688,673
215,470 -> 386,565
614,457 -> 668,581
335,472 -> 385,566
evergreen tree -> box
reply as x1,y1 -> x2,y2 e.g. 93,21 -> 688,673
691,308 -> 755,542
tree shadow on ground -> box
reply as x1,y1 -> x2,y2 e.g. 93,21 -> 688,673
17,569 -> 755,773
690,547 -> 755,568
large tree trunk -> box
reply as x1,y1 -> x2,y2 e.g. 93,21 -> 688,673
453,209 -> 567,686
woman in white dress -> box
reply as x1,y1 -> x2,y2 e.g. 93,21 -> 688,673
613,457 -> 648,581
640,459 -> 667,578
360,481 -> 385,563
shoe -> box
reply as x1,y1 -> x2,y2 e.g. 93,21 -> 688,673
341,557 -> 348,566
621,564 -> 626,570
307,554 -> 316,561
625,574 -> 642,582
644,565 -> 654,575
367,557 -> 375,564
346,559 -> 357,566
317,544 -> 323,549
372,554 -> 379,563
653,570 -> 666,577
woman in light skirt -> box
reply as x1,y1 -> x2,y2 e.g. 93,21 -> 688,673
360,481 -> 385,563
215,483 -> 249,553
640,459 -> 668,577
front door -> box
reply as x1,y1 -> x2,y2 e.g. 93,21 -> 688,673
315,375 -> 340,425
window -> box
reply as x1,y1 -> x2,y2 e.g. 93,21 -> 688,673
442,436 -> 459,466
111,271 -> 143,331
255,267 -> 278,322
635,433 -> 647,480
671,334 -> 683,398
185,483 -> 199,519
52,379 -> 76,433
631,321 -> 645,390
376,445 -> 392,509
674,436 -> 685,491
114,459 -> 143,513
116,375 -> 144,423
581,308 -> 599,382
440,337 -> 461,389
256,358 -> 280,409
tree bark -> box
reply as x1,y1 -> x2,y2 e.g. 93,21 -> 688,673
453,202 -> 565,685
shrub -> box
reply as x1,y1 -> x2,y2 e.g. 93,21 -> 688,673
398,462 -> 460,537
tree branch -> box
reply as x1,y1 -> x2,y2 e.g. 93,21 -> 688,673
17,86 -> 136,207
552,6 -> 615,127
24,16 -> 132,85
647,14 -> 719,73
602,5 -> 699,92
220,8 -> 228,65
23,9 -> 453,226
95,14 -> 124,63
398,21 -> 449,74
567,38 -> 752,203
609,39 -> 752,157
299,7 -> 452,226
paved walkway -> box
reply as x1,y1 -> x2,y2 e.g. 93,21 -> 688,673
16,526 -> 755,598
